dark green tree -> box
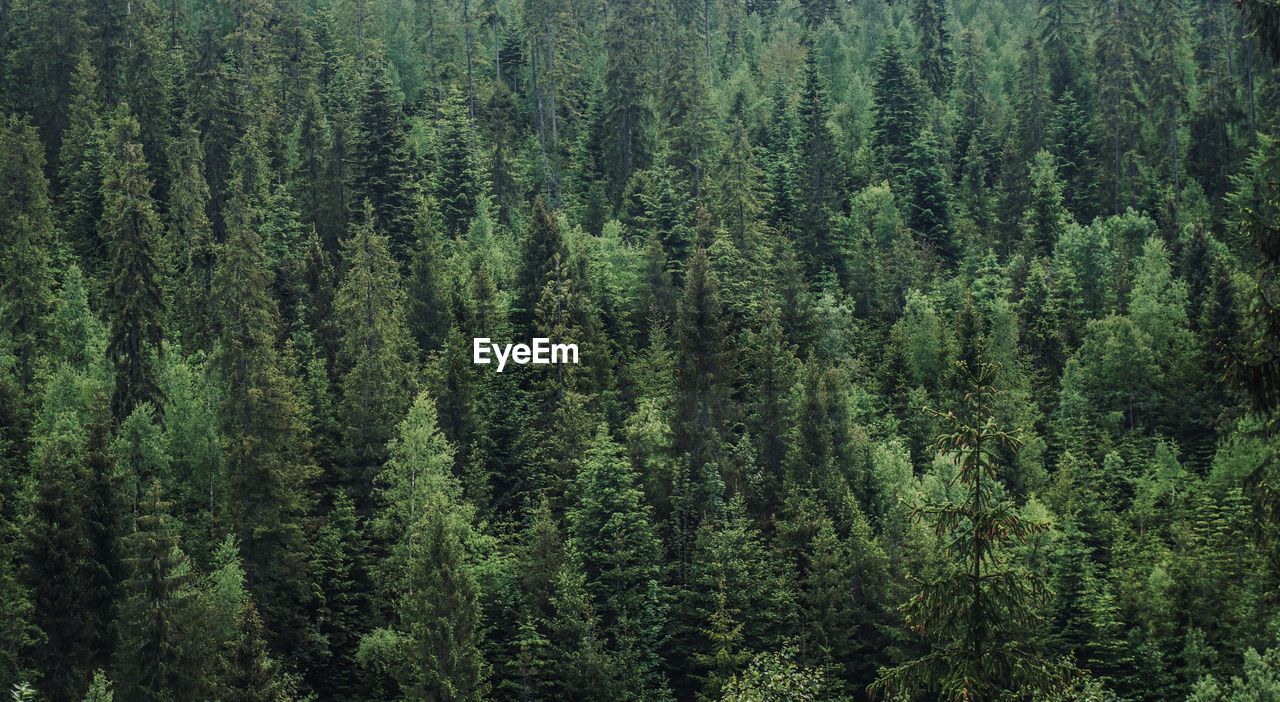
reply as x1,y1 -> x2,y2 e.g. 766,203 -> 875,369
335,205 -> 416,499
871,363 -> 1065,700
100,105 -> 165,420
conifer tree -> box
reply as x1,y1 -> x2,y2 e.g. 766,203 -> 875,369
673,246 -> 730,479
795,51 -> 847,280
872,31 -> 928,188
912,0 -> 954,97
0,116 -> 56,390
372,391 -> 485,701
164,121 -> 216,351
434,88 -> 482,237
600,0 -> 654,203
335,206 -> 416,499
100,105 -> 165,420
905,128 -> 956,263
567,425 -> 669,700
23,395 -> 99,701
353,58 -> 420,254
1022,150 -> 1072,256
715,119 -> 767,245
115,481 -> 201,702
871,362 -> 1064,701
58,51 -> 106,269
516,197 -> 568,331
212,149 -> 318,660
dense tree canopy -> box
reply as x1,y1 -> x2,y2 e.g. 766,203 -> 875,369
1,0 -> 1280,699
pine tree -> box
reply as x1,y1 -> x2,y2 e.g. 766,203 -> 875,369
335,206 -> 416,500
871,362 -> 1065,701
115,481 -> 200,702
673,246 -> 730,480
567,425 -> 669,700
872,31 -> 928,187
212,153 -> 318,661
100,105 -> 166,420
912,0 -> 954,97
306,492 -> 367,698
353,58 -> 420,255
221,602 -> 289,701
661,30 -> 713,198
0,116 -> 56,390
1047,90 -> 1098,223
1092,0 -> 1144,214
4,0 -> 88,151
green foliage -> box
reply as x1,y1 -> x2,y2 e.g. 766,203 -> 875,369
0,0 -> 1278,697
872,363 -> 1065,701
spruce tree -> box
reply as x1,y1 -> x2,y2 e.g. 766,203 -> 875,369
567,425 -> 669,700
163,121 -> 216,351
0,115 -> 56,390
212,151 -> 318,661
516,196 -> 568,331
600,0 -> 654,203
352,58 -> 420,255
57,51 -> 106,270
335,205 -> 416,500
372,391 -> 485,701
872,31 -> 928,188
870,362 -> 1065,701
434,88 -> 482,237
904,127 -> 955,264
100,105 -> 166,420
23,393 -> 99,701
115,481 -> 200,702
912,0 -> 954,97
795,51 -> 847,280
673,246 -> 730,481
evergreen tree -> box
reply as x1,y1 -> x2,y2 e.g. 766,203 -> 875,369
57,51 -> 106,269
371,391 -> 485,701
212,151 -> 318,661
434,88 -> 482,237
115,481 -> 201,702
163,121 -> 216,351
905,128 -> 955,263
335,206 -> 416,500
600,0 -> 654,204
100,105 -> 165,420
0,116 -> 56,390
872,31 -> 928,188
567,425 -> 669,700
353,58 -> 420,254
23,389 -> 99,700
795,51 -> 847,280
516,197 -> 568,330
912,0 -> 954,97
871,363 -> 1065,700
673,246 -> 731,480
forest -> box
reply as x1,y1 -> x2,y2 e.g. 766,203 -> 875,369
3,0 -> 1280,698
